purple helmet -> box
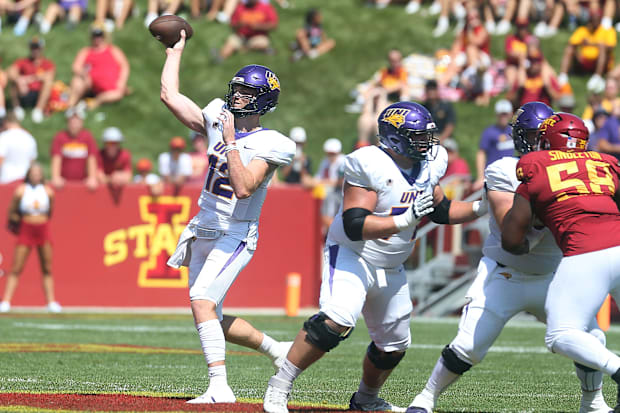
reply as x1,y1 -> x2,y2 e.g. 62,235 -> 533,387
225,64 -> 280,117
510,101 -> 554,154
378,101 -> 439,161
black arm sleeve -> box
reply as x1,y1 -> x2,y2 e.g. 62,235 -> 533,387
429,196 -> 451,224
342,208 -> 372,241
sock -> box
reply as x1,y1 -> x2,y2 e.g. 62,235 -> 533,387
355,380 -> 380,404
417,356 -> 462,408
258,333 -> 279,361
208,364 -> 227,387
196,319 -> 226,365
275,358 -> 303,385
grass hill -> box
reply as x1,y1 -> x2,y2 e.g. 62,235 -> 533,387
1,0 -> 594,176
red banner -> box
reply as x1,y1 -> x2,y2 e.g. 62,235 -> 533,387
0,183 -> 322,309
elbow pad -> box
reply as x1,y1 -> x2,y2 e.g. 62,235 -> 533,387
429,197 -> 451,224
342,208 -> 372,241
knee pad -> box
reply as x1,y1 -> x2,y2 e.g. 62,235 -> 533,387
366,342 -> 405,370
303,312 -> 353,352
441,345 -> 472,375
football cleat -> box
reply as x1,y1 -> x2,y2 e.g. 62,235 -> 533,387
263,376 -> 291,413
406,408 -> 431,413
349,392 -> 407,412
186,384 -> 236,404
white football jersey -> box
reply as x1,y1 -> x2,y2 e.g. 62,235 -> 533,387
191,98 -> 295,236
328,145 -> 448,269
483,156 -> 562,274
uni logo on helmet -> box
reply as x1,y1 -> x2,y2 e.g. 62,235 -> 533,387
381,108 -> 411,128
266,71 -> 280,91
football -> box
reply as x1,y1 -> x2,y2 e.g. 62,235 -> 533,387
148,15 -> 193,48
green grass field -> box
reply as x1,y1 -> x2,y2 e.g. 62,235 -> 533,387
1,0 -> 599,176
1,313 -> 618,412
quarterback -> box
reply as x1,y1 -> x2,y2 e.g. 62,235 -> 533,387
160,31 -> 295,403
263,101 -> 488,413
503,113 -> 620,413
407,103 -> 610,413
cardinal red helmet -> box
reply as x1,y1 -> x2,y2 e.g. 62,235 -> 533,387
538,112 -> 589,152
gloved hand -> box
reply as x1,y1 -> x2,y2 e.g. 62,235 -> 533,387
472,185 -> 488,217
393,192 -> 435,231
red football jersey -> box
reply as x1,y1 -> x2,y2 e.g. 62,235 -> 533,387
516,150 -> 620,256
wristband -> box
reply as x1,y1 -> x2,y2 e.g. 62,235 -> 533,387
224,142 -> 239,154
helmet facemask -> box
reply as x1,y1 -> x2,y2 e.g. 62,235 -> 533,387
512,126 -> 539,154
399,127 -> 439,161
225,81 -> 264,117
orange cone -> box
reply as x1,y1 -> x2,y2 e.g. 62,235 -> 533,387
285,273 -> 301,317
597,295 -> 611,332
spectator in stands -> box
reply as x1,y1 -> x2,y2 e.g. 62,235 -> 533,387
158,136 -> 192,188
432,0 -> 466,37
315,138 -> 344,190
504,19 -> 533,91
481,0 -> 516,35
530,0 -> 563,38
67,26 -> 130,109
587,108 -> 610,151
439,6 -> 490,88
558,7 -> 616,87
460,63 -> 493,106
473,99 -> 513,190
50,107 -> 98,190
509,37 -> 560,107
277,126 -> 313,187
1,162 -> 60,314
0,112 -> 37,184
188,130 -> 208,184
592,106 -> 620,159
39,0 -> 88,33
206,0 -> 237,23
134,157 -> 163,196
582,76 -> 618,125
441,137 -> 471,199
557,93 -> 576,114
215,0 -> 278,62
144,0 -> 183,27
3,0 -> 40,36
97,127 -> 132,188
319,162 -> 343,237
6,37 -> 55,124
356,49 -> 408,147
563,0 -> 615,31
422,79 -> 455,143
95,0 -> 135,31
291,8 -> 335,62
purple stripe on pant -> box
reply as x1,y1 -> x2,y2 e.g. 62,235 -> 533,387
328,245 -> 339,294
216,241 -> 247,277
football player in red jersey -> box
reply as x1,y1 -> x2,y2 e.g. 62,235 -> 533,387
502,112 -> 620,412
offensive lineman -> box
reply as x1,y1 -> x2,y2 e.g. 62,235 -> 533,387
407,103 -> 610,413
263,101 -> 488,413
503,113 -> 620,413
161,31 -> 295,403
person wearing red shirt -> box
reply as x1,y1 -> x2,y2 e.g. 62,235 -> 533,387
6,37 -> 55,124
217,0 -> 278,61
510,38 -> 561,108
50,107 -> 98,190
67,26 -> 130,109
97,126 -> 132,188
504,20 -> 532,92
440,7 -> 490,88
502,113 -> 620,412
